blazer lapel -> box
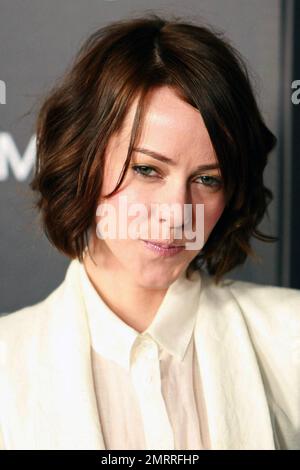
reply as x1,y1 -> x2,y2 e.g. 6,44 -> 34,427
193,274 -> 276,449
31,260 -> 106,449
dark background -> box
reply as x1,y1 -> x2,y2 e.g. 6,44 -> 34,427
291,0 -> 300,288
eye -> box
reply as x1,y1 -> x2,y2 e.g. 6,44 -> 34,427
131,165 -> 223,189
194,175 -> 223,188
131,165 -> 159,178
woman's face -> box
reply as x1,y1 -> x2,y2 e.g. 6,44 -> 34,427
90,86 -> 226,289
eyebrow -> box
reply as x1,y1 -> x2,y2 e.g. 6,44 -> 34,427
132,147 -> 220,172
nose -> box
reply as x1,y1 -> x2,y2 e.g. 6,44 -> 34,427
153,181 -> 196,235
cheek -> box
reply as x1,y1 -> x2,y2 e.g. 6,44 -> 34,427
96,186 -> 151,242
203,196 -> 225,234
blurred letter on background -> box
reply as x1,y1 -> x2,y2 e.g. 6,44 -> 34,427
0,80 -> 6,104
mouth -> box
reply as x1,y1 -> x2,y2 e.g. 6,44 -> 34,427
141,239 -> 185,248
140,239 -> 185,257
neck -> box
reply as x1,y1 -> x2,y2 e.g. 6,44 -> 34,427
82,252 -> 168,334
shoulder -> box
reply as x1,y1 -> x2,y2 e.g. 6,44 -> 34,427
222,277 -> 300,331
204,276 -> 300,354
0,281 -> 65,349
224,276 -> 300,306
202,270 -> 300,302
0,259 -> 81,354
204,275 -> 300,449
198,271 -> 300,333
199,272 -> 300,389
202,272 -> 300,320
0,259 -> 79,331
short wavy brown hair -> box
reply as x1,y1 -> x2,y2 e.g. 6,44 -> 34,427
30,12 -> 278,285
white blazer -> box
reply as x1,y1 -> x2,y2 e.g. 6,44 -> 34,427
0,259 -> 299,450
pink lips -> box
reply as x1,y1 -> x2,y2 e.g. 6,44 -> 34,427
141,239 -> 185,257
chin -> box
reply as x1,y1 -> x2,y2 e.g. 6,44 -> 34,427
134,266 -> 182,290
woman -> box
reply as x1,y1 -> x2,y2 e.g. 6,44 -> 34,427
0,13 -> 299,450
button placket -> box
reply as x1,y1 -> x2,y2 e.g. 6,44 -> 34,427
131,337 -> 160,389
130,335 -> 174,450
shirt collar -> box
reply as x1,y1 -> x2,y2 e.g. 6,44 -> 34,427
77,258 -> 202,372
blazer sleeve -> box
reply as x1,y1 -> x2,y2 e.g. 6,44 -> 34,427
227,280 -> 300,450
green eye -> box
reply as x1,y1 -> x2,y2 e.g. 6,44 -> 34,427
131,165 -> 158,178
195,175 -> 222,187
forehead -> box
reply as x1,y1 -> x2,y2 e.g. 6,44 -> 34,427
119,86 -> 216,163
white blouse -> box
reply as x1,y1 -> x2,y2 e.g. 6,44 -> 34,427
78,260 -> 211,450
